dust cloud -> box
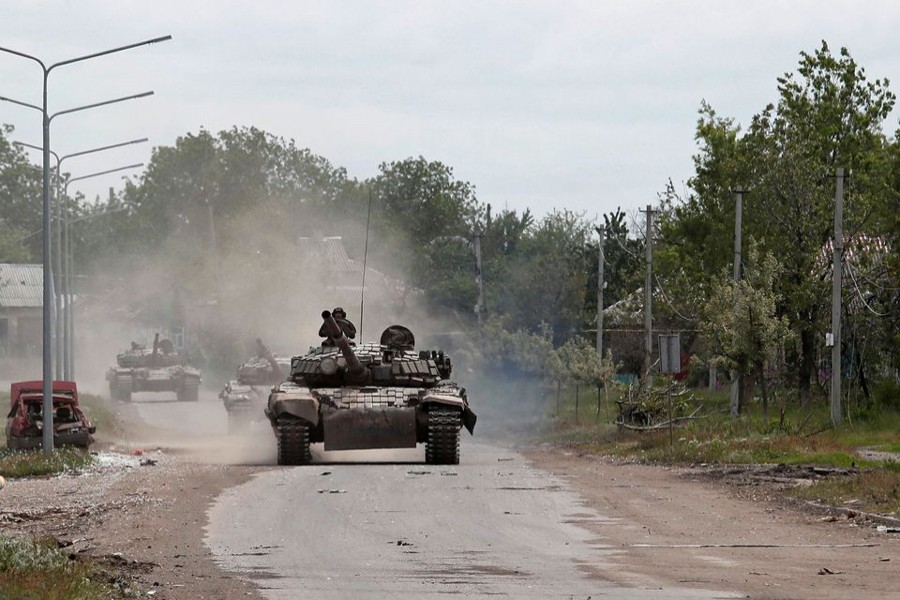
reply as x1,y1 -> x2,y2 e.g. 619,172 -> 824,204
66,195 -> 514,464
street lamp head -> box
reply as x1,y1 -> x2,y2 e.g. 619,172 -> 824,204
0,94 -> 42,112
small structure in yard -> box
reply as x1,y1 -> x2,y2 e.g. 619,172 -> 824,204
0,264 -> 43,357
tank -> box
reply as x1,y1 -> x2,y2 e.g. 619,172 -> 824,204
106,333 -> 202,402
265,310 -> 477,465
220,338 -> 290,433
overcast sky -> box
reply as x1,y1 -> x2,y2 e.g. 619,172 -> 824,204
2,1 -> 898,221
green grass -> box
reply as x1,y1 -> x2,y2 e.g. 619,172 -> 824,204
77,393 -> 123,443
0,535 -> 123,600
790,467 -> 900,515
542,381 -> 900,514
0,447 -> 93,479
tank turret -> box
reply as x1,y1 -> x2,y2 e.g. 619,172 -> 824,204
256,337 -> 285,381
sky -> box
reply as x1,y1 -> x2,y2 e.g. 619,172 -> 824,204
2,0 -> 898,221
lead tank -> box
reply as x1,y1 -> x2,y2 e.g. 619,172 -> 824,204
106,333 -> 202,402
220,338 -> 290,433
266,310 -> 476,465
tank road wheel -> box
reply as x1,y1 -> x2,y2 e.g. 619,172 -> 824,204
426,408 -> 461,465
276,416 -> 311,466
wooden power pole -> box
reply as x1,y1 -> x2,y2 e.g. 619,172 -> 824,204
643,205 -> 654,378
596,225 -> 605,357
830,168 -> 844,426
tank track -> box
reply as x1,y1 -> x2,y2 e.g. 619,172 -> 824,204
276,417 -> 312,465
426,408 -> 461,465
112,375 -> 132,402
178,378 -> 200,402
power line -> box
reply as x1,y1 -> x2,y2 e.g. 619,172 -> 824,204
845,259 -> 890,317
653,274 -> 696,322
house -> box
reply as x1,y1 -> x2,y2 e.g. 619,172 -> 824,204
0,263 -> 43,356
297,236 -> 422,311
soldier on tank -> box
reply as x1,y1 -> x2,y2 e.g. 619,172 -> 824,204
319,306 -> 356,345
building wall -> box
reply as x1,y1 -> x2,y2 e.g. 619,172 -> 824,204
0,307 -> 43,356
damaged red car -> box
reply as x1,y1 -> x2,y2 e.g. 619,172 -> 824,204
5,380 -> 96,450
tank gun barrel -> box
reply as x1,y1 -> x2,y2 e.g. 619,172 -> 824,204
256,338 -> 284,382
322,310 -> 367,382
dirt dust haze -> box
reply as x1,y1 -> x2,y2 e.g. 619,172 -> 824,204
68,196 -> 538,464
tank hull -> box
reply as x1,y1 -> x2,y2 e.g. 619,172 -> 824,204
266,381 -> 473,463
106,366 -> 201,402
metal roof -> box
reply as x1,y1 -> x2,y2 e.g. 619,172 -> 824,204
0,263 -> 43,308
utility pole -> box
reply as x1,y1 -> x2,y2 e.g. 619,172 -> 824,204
730,188 -> 745,418
643,205 -> 654,378
595,225 -> 605,357
473,231 -> 484,334
830,168 -> 844,426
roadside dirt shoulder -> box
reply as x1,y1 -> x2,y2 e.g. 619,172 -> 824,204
0,451 -> 267,600
523,445 -> 899,600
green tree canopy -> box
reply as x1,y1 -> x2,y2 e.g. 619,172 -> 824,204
661,41 -> 897,402
0,124 -> 43,262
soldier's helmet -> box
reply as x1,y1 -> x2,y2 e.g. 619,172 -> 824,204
332,307 -> 347,319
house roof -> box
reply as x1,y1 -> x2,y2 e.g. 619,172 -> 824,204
0,263 -> 43,309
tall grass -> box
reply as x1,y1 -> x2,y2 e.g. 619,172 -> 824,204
543,382 -> 900,513
0,448 -> 93,478
0,535 -> 114,600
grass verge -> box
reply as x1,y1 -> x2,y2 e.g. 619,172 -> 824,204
0,535 -> 127,600
543,383 -> 900,516
0,447 -> 93,479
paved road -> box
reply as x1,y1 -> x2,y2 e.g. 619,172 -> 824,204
126,387 -> 738,598
204,442 -> 739,599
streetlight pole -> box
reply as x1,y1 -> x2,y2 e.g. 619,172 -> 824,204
8,104 -> 151,382
0,34 -> 171,454
15,138 -> 149,379
6,97 -> 154,384
64,163 -> 144,379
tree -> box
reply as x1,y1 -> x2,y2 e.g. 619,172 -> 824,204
663,42 -> 897,404
0,124 -> 43,262
367,157 -> 481,309
699,244 -> 793,416
498,209 -> 594,342
558,336 -> 617,420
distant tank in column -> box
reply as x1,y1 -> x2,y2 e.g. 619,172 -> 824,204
106,333 -> 201,402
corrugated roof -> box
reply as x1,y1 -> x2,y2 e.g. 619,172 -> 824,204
0,263 -> 43,308
315,237 -> 358,273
